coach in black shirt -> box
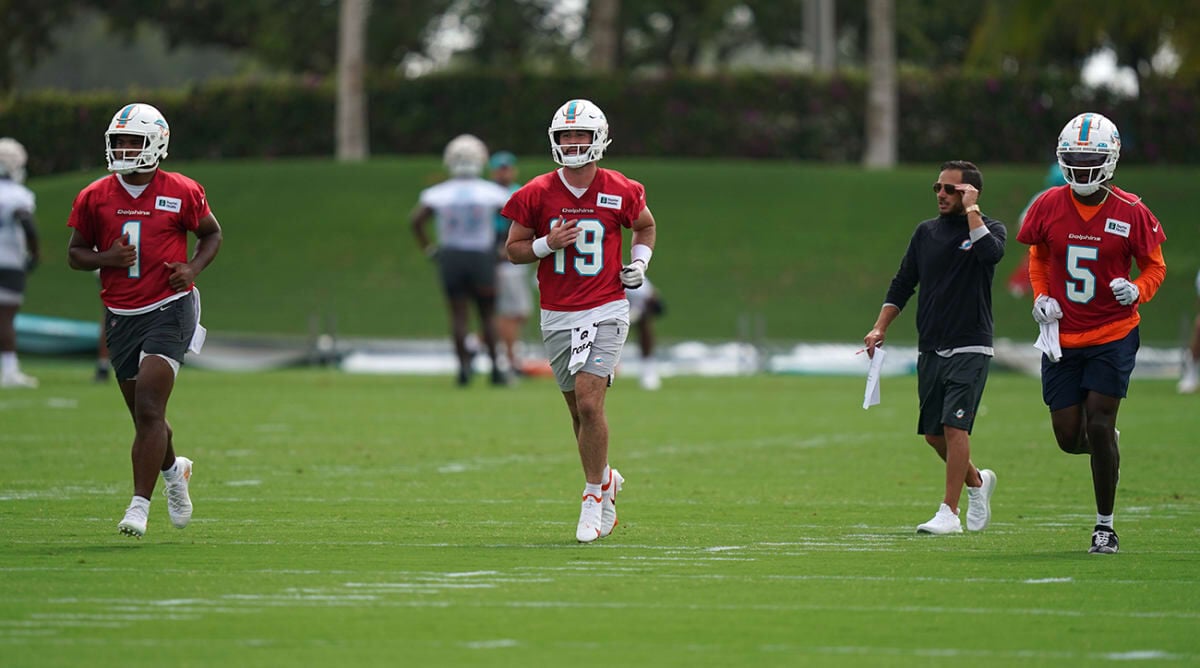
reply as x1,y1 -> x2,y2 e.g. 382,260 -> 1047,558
863,160 -> 1005,536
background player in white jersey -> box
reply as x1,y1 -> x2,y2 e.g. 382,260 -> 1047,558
0,138 -> 41,389
625,278 -> 665,390
412,135 -> 513,386
67,103 -> 223,538
503,99 -> 658,543
489,150 -> 533,378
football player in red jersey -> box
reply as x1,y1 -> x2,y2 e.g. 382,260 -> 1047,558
1017,112 -> 1167,554
502,99 -> 657,543
66,103 -> 223,539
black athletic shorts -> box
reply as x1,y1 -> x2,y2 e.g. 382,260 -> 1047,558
916,351 -> 991,436
106,293 -> 197,381
437,248 -> 495,299
0,268 -> 26,305
1041,327 -> 1139,411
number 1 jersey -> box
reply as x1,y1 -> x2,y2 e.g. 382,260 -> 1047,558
68,171 -> 211,311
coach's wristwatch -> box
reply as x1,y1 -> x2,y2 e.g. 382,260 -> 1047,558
965,204 -> 981,215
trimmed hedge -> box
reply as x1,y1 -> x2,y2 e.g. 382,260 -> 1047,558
3,72 -> 1198,177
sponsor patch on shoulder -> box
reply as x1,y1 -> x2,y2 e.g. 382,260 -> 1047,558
156,196 -> 182,212
597,193 -> 622,209
1104,218 -> 1130,238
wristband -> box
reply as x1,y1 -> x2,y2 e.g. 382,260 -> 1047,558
631,243 -> 652,267
532,236 -> 553,259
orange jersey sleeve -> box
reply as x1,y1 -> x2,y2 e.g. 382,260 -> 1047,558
1027,243 -> 1051,298
1132,246 -> 1166,303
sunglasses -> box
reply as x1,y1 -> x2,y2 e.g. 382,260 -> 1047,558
932,183 -> 961,195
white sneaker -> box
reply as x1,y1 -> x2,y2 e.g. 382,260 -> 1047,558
576,493 -> 603,543
0,371 -> 38,389
916,503 -> 963,535
640,372 -> 661,391
600,468 -> 624,537
1179,372 -> 1199,394
163,457 -> 193,529
118,503 -> 148,538
966,469 -> 996,531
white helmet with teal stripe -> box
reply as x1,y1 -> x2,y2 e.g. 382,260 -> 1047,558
548,99 -> 611,168
105,103 -> 170,175
1056,112 -> 1120,196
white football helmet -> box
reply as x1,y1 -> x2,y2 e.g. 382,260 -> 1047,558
548,99 -> 611,167
105,103 -> 170,175
1056,112 -> 1120,196
0,138 -> 28,184
443,134 -> 489,178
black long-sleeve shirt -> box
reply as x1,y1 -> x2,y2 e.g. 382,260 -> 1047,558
884,213 -> 1007,352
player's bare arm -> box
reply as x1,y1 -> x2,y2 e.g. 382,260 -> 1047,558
630,207 -> 656,250
166,213 -> 222,292
410,205 -> 436,256
67,228 -> 136,271
506,218 -> 581,264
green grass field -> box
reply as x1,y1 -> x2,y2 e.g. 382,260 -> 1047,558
3,361 -> 1199,666
21,159 -> 1200,345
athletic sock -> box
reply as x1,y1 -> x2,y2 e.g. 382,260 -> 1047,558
584,483 -> 602,498
1097,513 -> 1114,529
130,495 -> 151,511
161,460 -> 181,481
0,351 -> 16,375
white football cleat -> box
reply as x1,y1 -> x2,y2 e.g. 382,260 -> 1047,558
576,493 -> 603,543
0,371 -> 38,389
163,457 -> 193,529
600,468 -> 624,537
966,469 -> 996,531
118,503 -> 148,539
916,503 -> 963,535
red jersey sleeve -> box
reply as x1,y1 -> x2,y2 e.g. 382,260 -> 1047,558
66,185 -> 97,245
621,179 -> 647,227
500,184 -> 536,229
186,181 -> 211,231
1015,190 -> 1051,246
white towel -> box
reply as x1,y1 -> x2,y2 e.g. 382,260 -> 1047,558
188,287 -> 207,354
863,347 -> 887,409
568,323 -> 598,375
1035,320 -> 1061,363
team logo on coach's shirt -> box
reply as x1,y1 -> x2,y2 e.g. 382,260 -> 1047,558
155,196 -> 182,212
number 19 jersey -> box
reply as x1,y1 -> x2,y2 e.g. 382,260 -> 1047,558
501,168 -> 646,312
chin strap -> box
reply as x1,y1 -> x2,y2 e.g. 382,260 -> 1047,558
1099,183 -> 1142,206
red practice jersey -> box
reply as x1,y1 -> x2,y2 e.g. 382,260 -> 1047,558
501,168 -> 646,312
1017,185 -> 1165,334
68,171 -> 211,311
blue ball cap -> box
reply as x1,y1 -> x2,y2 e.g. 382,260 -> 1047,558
489,151 -> 517,170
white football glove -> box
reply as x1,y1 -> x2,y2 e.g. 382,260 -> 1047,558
620,260 -> 646,289
1032,294 -> 1063,324
1110,277 -> 1140,305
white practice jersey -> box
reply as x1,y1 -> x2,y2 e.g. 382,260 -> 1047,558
419,177 -> 512,253
0,179 -> 36,270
